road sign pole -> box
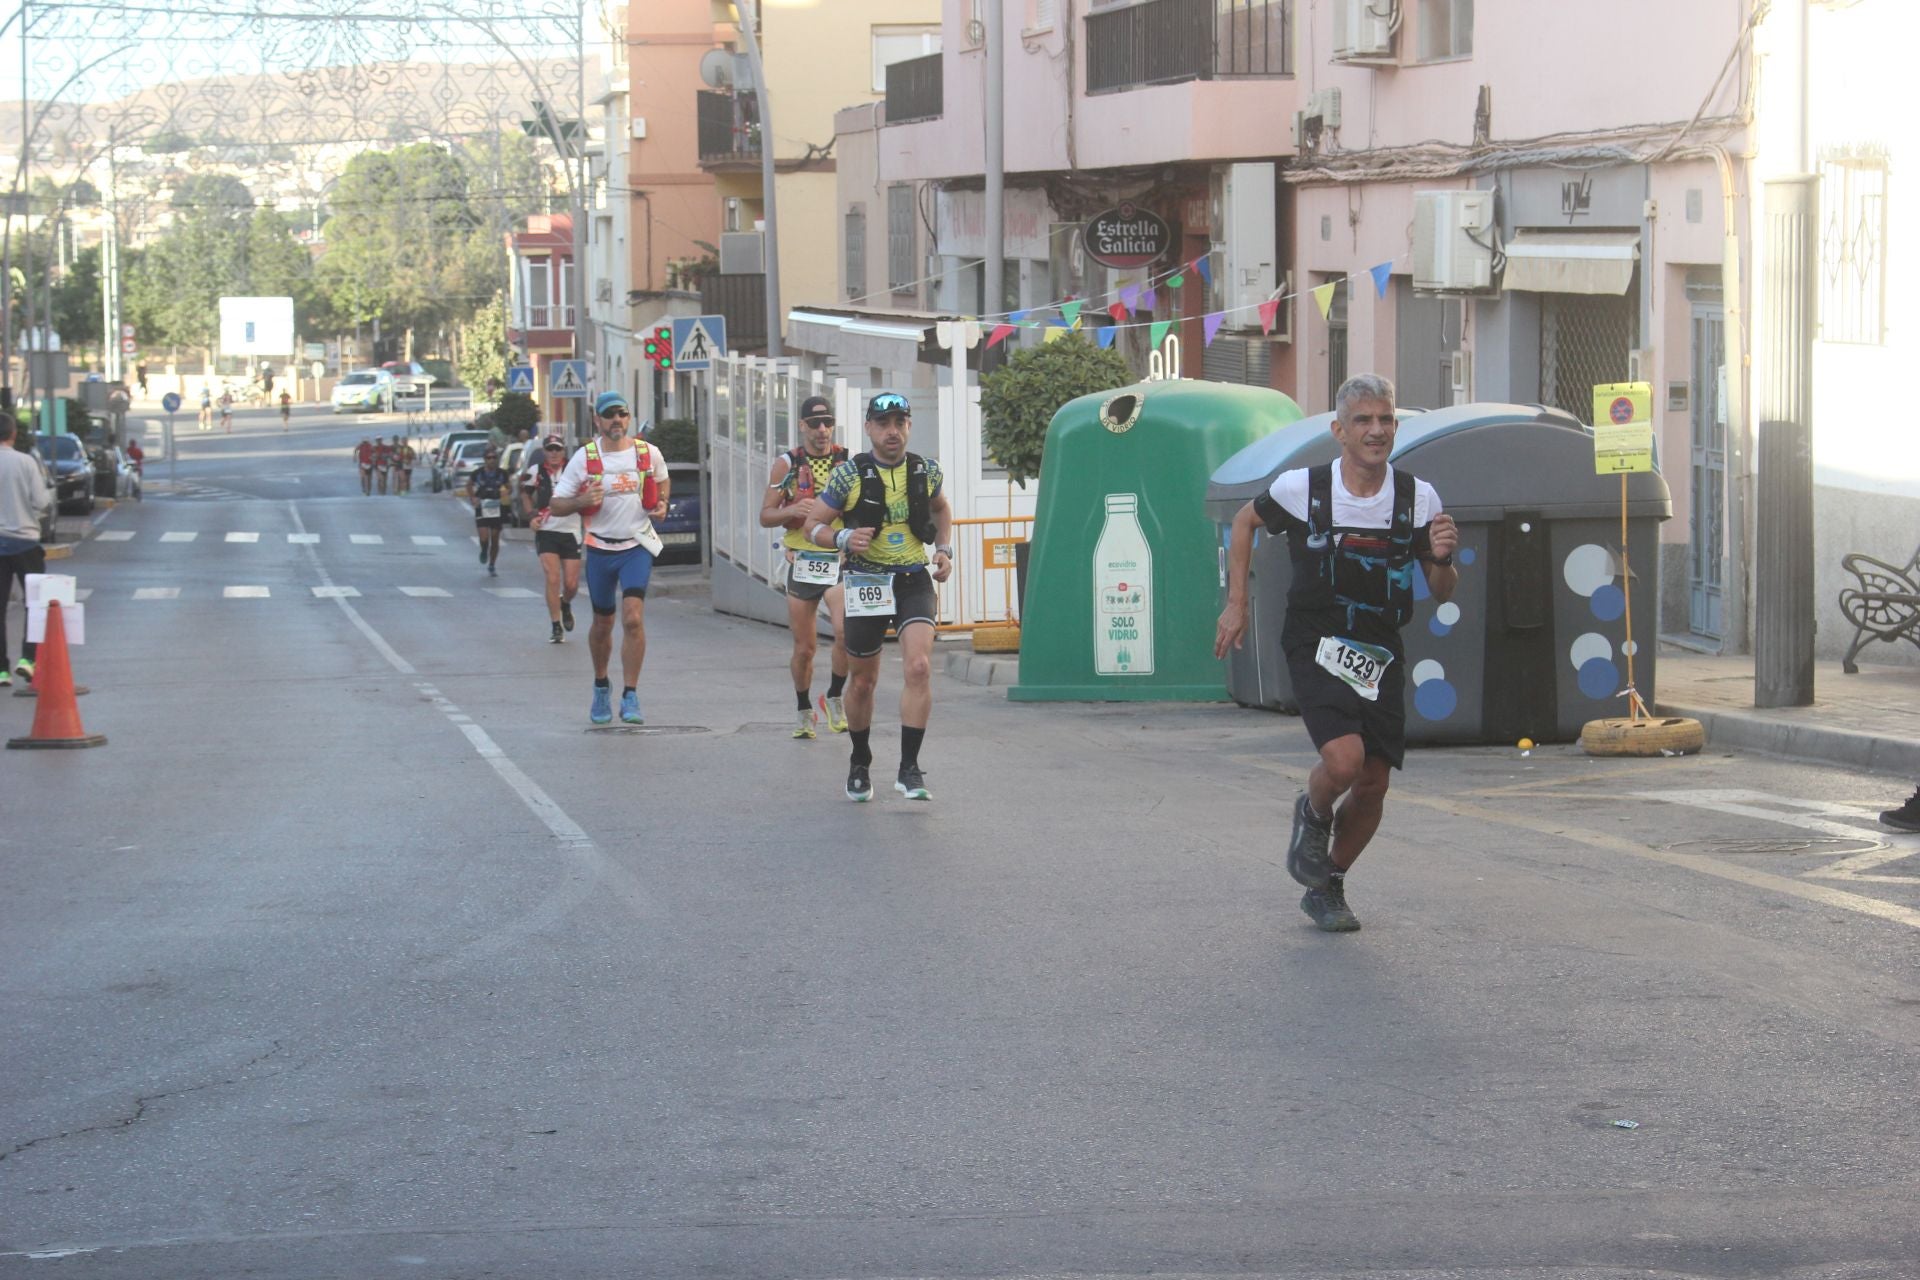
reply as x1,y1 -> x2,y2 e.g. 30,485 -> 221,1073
166,413 -> 175,484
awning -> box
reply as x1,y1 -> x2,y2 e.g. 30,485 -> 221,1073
1502,230 -> 1640,295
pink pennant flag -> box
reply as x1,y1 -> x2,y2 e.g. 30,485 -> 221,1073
1203,312 -> 1226,346
1258,299 -> 1281,335
987,323 -> 1016,348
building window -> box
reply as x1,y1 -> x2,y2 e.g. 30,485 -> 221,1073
845,204 -> 867,301
1418,0 -> 1472,60
1541,293 -> 1634,424
1030,0 -> 1057,29
872,25 -> 940,93
887,185 -> 915,294
1820,148 -> 1888,345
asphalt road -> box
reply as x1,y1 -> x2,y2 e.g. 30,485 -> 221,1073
3,403 -> 1917,1278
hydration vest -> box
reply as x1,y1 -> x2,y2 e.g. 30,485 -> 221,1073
1286,463 -> 1419,633
582,437 -> 656,518
848,452 -> 937,547
782,444 -> 848,528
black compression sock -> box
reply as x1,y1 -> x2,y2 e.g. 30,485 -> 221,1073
849,728 -> 872,766
623,687 -> 635,698
594,677 -> 610,688
826,673 -> 846,698
900,725 -> 925,769
797,689 -> 812,712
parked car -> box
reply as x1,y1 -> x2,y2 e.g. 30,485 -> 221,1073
91,443 -> 141,503
27,433 -> 97,514
381,361 -> 438,398
444,439 -> 493,493
430,430 -> 493,491
331,368 -> 394,413
655,462 -> 703,564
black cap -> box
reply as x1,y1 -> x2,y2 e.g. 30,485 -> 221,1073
799,395 -> 834,421
865,391 -> 911,420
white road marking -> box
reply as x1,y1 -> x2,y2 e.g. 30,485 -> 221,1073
410,535 -> 445,546
159,531 -> 196,543
287,533 -> 320,544
76,588 -> 91,601
223,586 -> 270,598
484,587 -> 538,598
397,586 -> 451,597
132,587 -> 179,600
225,532 -> 259,543
1633,789 -> 1920,882
350,534 -> 383,544
311,586 -> 360,598
94,530 -> 135,542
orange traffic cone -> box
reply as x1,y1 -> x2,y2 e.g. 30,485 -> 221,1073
7,601 -> 106,750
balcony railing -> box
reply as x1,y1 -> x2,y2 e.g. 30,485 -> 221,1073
697,88 -> 761,165
1086,0 -> 1291,94
526,304 -> 576,330
884,52 -> 943,125
699,273 -> 767,349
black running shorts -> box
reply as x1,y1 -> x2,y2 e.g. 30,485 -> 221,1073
535,530 -> 581,560
844,568 -> 937,658
1286,642 -> 1408,769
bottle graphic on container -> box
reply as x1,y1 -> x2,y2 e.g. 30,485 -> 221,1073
1094,492 -> 1154,675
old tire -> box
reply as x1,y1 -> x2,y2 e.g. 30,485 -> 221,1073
971,624 -> 1022,654
1579,716 -> 1705,757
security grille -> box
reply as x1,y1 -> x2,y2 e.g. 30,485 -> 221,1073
1325,279 -> 1349,409
1202,334 -> 1273,386
1541,292 -> 1634,423
845,204 -> 867,300
887,185 -> 915,294
1820,149 -> 1887,345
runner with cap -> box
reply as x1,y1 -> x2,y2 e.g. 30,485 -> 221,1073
809,391 -> 953,801
548,390 -> 670,725
467,444 -> 513,576
526,432 -> 583,644
761,393 -> 851,739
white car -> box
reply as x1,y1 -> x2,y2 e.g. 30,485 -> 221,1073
331,369 -> 395,413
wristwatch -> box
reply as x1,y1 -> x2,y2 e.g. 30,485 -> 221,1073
935,544 -> 954,558
1428,553 -> 1454,567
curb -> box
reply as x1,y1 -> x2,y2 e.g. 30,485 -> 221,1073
1659,700 -> 1920,778
943,650 -> 1021,689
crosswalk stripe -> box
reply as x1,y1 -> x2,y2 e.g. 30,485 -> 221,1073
411,535 -> 445,546
287,533 -> 320,544
398,586 -> 452,597
484,587 -> 539,598
159,531 -> 197,543
311,586 -> 361,598
225,532 -> 259,543
95,530 -> 135,542
76,588 -> 92,601
132,587 -> 179,600
350,534 -> 383,544
223,586 -> 270,598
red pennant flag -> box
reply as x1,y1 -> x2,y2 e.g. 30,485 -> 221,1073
1258,299 -> 1281,335
987,323 -> 1016,348
1107,301 -> 1128,323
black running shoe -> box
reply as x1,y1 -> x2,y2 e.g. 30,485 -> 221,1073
1882,787 -> 1920,833
846,761 -> 872,803
561,600 -> 575,632
895,764 -> 931,801
1287,792 -> 1336,889
1300,879 -> 1361,932
549,621 -> 564,644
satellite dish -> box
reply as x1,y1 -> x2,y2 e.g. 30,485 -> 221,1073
699,49 -> 734,89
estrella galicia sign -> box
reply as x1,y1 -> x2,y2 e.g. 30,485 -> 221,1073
1083,202 -> 1173,271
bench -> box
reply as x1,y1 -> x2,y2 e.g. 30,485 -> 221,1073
1838,544 -> 1920,673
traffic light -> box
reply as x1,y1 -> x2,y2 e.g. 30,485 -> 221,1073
642,325 -> 674,371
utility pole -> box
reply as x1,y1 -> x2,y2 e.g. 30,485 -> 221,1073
733,0 -> 781,357
984,0 -> 1004,320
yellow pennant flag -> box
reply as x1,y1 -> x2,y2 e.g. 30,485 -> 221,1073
1043,326 -> 1066,343
1312,282 -> 1337,321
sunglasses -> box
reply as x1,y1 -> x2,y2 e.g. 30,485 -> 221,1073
804,415 -> 835,425
869,394 -> 909,415
545,444 -> 565,451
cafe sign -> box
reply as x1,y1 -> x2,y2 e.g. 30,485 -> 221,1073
1083,202 -> 1173,270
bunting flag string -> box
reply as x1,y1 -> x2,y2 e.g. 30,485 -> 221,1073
1119,284 -> 1140,313
1060,300 -> 1083,329
1370,261 -> 1393,298
1149,320 -> 1171,347
1312,282 -> 1337,320
1107,300 -> 1129,324
986,323 -> 1016,348
1202,312 -> 1226,346
1258,298 -> 1281,335
1095,326 -> 1119,350
1193,255 -> 1214,287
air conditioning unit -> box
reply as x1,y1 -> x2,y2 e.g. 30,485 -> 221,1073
1333,0 -> 1396,59
1412,190 -> 1496,292
1208,162 -> 1277,329
720,230 -> 765,274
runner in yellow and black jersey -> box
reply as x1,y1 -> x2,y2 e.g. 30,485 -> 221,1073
759,395 -> 852,739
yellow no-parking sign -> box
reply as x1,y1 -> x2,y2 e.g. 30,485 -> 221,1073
1591,382 -> 1654,474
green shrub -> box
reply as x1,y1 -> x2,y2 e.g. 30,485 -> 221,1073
979,335 -> 1132,487
647,417 -> 699,462
491,391 -> 539,438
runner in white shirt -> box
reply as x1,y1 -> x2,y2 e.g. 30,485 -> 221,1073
549,390 -> 671,725
525,433 -> 585,645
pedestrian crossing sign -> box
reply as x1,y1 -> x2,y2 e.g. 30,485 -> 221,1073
505,365 -> 535,394
550,359 -> 589,399
670,315 -> 726,371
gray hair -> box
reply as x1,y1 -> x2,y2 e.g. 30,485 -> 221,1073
1334,373 -> 1396,421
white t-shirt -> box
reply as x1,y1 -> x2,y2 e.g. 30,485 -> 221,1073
551,439 -> 669,550
1265,460 -> 1442,530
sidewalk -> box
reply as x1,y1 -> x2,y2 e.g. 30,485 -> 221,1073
944,645 -> 1920,779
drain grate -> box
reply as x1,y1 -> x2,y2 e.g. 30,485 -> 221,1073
1659,835 -> 1885,857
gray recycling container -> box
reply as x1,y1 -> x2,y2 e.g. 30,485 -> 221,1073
1206,403 -> 1672,746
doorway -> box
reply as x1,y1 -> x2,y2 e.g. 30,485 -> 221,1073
1688,306 -> 1727,641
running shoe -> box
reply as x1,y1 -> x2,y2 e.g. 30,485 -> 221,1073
1882,787 -> 1920,833
561,600 -> 575,632
846,761 -> 872,802
793,706 -> 817,739
819,694 -> 849,734
487,563 -> 498,577
895,764 -> 931,801
0,668 -> 10,688
1286,791 -> 1335,889
619,690 -> 644,724
550,621 -> 564,644
1300,879 -> 1361,932
13,656 -> 33,682
590,684 -> 613,725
